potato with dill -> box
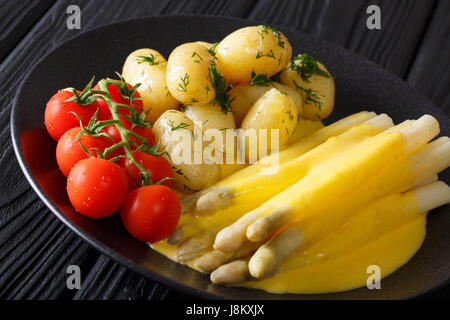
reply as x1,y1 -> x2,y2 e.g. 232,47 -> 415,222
280,53 -> 335,121
229,76 -> 303,127
122,48 -> 179,123
152,109 -> 224,192
166,43 -> 222,106
239,88 -> 298,161
184,103 -> 236,165
216,25 -> 292,84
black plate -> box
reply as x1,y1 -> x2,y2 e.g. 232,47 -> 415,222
10,15 -> 450,299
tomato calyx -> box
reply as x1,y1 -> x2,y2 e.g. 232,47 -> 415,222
63,77 -> 100,106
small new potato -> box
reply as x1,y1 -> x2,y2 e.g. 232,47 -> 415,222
240,88 -> 298,160
229,82 -> 303,127
216,26 -> 292,84
166,43 -> 219,105
184,103 -> 236,164
122,48 -> 179,123
196,41 -> 214,50
280,54 -> 335,121
153,110 -> 222,192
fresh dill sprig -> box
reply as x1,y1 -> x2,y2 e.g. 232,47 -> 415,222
136,54 -> 160,66
178,73 -> 190,92
167,119 -> 190,131
259,25 -> 285,48
292,80 -> 323,110
250,71 -> 282,86
250,72 -> 271,86
191,51 -> 203,63
256,49 -> 276,59
290,54 -> 331,82
209,66 -> 233,114
207,42 -> 219,57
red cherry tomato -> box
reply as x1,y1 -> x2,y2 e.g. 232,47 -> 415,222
67,158 -> 128,218
44,89 -> 99,141
93,82 -> 143,120
56,127 -> 115,177
119,151 -> 172,189
120,185 -> 181,242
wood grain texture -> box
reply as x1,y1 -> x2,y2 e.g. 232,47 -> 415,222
407,0 -> 450,116
0,0 -> 55,62
0,0 -> 448,300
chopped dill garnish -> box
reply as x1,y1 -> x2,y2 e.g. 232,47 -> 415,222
285,109 -> 294,120
259,25 -> 285,48
290,54 -> 331,82
205,84 -> 211,96
167,119 -> 190,131
256,49 -> 276,59
209,66 -> 233,114
207,42 -> 219,57
136,54 -> 160,65
250,72 -> 271,86
292,79 -> 323,110
250,71 -> 282,86
191,51 -> 203,63
178,73 -> 190,92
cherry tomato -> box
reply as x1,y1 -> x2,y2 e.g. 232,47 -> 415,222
103,123 -> 155,152
120,185 -> 181,242
67,158 -> 128,218
44,89 -> 99,141
56,127 -> 115,177
119,151 -> 172,189
93,82 -> 143,120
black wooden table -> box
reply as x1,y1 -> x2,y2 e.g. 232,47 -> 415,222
1,0 -> 449,300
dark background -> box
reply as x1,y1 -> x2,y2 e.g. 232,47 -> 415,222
0,0 -> 449,300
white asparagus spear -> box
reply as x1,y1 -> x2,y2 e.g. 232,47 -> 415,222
176,116 -> 393,261
195,241 -> 262,273
215,116 -> 440,253
178,112 -> 377,215
247,135 -> 449,245
216,180 -> 450,285
195,112 -> 378,215
210,260 -> 251,285
176,231 -> 214,263
168,112 -> 377,245
170,114 -> 384,248
248,138 -> 450,278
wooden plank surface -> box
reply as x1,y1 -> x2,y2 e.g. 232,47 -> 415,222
407,0 -> 450,116
0,0 -> 55,62
0,0 -> 448,299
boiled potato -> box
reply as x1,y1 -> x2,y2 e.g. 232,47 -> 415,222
240,88 -> 298,161
153,110 -> 222,192
166,43 -> 219,105
287,118 -> 324,145
229,82 -> 303,127
122,48 -> 179,123
280,54 -> 335,121
216,26 -> 292,84
184,103 -> 237,174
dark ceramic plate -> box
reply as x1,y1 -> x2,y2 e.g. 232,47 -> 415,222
10,16 -> 450,299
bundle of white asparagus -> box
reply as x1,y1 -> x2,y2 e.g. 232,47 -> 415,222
163,112 -> 450,286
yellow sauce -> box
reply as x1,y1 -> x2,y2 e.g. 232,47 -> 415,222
151,123 -> 428,294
